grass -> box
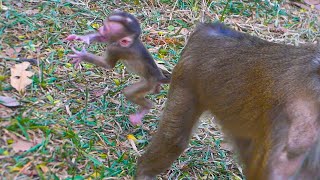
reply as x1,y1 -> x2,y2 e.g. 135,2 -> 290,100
0,0 -> 319,179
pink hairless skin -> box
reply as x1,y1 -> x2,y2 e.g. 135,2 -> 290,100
64,12 -> 169,126
65,24 -> 110,68
65,32 -> 107,45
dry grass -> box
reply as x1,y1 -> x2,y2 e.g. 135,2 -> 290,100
0,0 -> 319,179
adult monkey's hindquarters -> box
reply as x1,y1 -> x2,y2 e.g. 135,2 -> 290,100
136,22 -> 320,180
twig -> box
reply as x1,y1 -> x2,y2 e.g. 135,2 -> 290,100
0,56 -> 39,65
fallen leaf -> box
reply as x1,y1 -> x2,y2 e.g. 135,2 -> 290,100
91,23 -> 100,29
13,1 -> 23,8
15,161 -> 37,177
65,104 -> 72,116
127,134 -> 137,141
12,139 -> 36,152
267,24 -> 288,34
127,134 -> 140,155
90,172 -> 100,178
20,169 -> 37,176
94,87 -> 109,97
0,96 -> 20,107
109,98 -> 120,105
10,62 -> 34,93
113,78 -> 121,86
163,37 -> 183,45
168,25 -> 175,31
38,164 -> 49,173
15,47 -> 22,53
4,47 -> 21,58
59,6 -> 73,15
220,142 -> 233,151
0,4 -> 9,11
180,28 -> 190,36
25,9 -> 39,15
5,48 -> 16,58
0,104 -> 14,118
10,167 -> 23,172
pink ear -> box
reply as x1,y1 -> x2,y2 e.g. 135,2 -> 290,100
119,37 -> 133,47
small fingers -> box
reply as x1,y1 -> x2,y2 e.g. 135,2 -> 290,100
65,34 -> 84,42
70,59 -> 80,64
71,59 -> 82,69
81,47 -> 87,53
82,37 -> 90,45
68,54 -> 79,58
74,61 -> 81,69
75,36 -> 82,40
70,46 -> 79,53
65,34 -> 77,41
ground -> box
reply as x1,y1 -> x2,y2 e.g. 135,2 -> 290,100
0,0 -> 319,179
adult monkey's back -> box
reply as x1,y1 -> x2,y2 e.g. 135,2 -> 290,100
135,22 -> 320,180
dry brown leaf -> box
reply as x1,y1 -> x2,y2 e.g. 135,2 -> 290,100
127,134 -> 141,156
10,62 -> 34,93
93,87 -> 109,97
5,48 -> 16,58
12,139 -> 35,152
0,96 -> 20,107
109,98 -> 120,105
15,161 -> 38,177
0,104 -> 14,118
180,28 -> 190,36
0,3 -> 9,11
268,24 -> 288,34
38,164 -> 49,173
15,47 -> 22,53
25,9 -> 39,15
4,47 -> 21,58
20,169 -> 37,176
59,6 -> 73,15
220,142 -> 233,152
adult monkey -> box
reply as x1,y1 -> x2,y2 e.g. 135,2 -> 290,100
135,23 -> 320,180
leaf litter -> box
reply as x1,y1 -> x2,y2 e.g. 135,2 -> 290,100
0,0 -> 319,179
10,62 -> 34,93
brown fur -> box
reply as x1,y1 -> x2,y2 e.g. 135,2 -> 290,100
136,22 -> 320,179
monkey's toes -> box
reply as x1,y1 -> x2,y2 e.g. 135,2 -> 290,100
129,113 -> 143,126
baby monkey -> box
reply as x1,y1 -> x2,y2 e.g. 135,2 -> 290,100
66,11 -> 170,125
